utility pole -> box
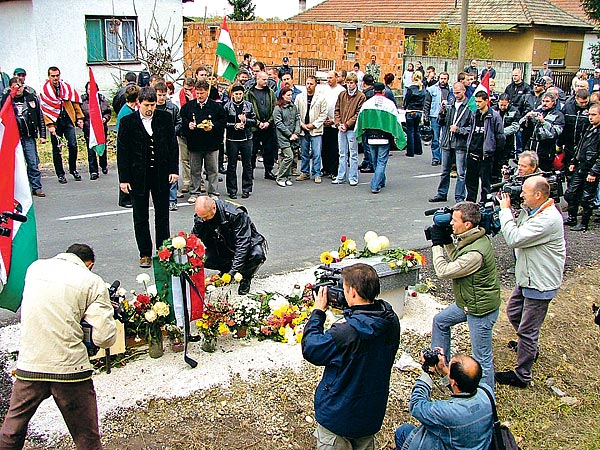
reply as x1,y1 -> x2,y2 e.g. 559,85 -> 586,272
457,0 -> 469,74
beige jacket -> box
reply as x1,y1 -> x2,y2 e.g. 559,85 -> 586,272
295,90 -> 328,136
16,253 -> 116,382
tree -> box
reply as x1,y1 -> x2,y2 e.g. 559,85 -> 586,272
228,0 -> 256,21
581,0 -> 600,66
426,22 -> 492,60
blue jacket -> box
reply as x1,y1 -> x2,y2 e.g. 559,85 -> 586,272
302,300 -> 400,438
466,108 -> 505,159
401,374 -> 494,450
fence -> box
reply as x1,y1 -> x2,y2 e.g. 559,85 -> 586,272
528,70 -> 597,94
297,57 -> 336,85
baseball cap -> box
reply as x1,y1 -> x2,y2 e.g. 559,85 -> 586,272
13,68 -> 26,76
283,57 -> 289,62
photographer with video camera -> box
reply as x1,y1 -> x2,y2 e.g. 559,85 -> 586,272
429,201 -> 501,391
0,243 -> 116,449
394,351 -> 494,450
495,176 -> 565,388
302,263 -> 400,449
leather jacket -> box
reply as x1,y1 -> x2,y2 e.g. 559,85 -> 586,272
2,87 -> 46,139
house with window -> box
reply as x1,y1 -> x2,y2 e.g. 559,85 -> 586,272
0,0 -> 186,93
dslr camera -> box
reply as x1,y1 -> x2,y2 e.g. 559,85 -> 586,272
82,280 -> 125,356
312,265 -> 348,310
421,348 -> 442,372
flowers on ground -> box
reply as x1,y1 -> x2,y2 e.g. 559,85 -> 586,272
195,295 -> 235,339
122,277 -> 171,342
382,249 -> 425,272
158,231 -> 206,277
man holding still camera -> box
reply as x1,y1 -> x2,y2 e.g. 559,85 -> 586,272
0,244 -> 116,449
429,201 -> 501,390
496,176 -> 565,388
302,263 -> 400,450
394,352 -> 494,450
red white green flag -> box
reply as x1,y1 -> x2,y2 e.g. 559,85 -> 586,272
216,17 -> 239,82
0,93 -> 38,311
87,67 -> 106,156
467,71 -> 491,113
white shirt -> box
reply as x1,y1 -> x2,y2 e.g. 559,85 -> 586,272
140,111 -> 153,136
322,84 -> 345,122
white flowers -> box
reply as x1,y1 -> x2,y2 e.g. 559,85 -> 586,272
152,301 -> 170,317
144,310 -> 157,323
268,295 -> 289,312
147,284 -> 158,297
172,236 -> 186,249
136,273 -> 150,284
234,272 -> 243,282
364,231 -> 378,243
346,240 -> 357,252
364,231 -> 390,254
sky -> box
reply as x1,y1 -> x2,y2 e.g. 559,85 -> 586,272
183,0 -> 327,20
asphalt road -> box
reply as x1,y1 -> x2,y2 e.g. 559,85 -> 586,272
2,144 -> 452,320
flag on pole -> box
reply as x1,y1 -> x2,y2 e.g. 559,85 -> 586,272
216,17 -> 239,82
0,94 -> 38,312
87,67 -> 106,156
466,72 -> 491,113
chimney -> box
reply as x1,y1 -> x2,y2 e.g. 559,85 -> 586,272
299,0 -> 306,12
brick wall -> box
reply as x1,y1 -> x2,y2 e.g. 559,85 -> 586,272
183,21 -> 405,86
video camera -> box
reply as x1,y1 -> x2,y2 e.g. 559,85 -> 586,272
423,207 -> 453,241
0,211 -> 27,238
82,280 -> 126,356
312,265 -> 349,310
491,170 -> 565,206
424,203 -> 501,238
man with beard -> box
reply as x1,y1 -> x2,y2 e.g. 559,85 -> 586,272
492,94 -> 521,182
424,71 -> 452,166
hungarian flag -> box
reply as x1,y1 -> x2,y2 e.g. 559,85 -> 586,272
87,67 -> 106,156
216,17 -> 239,82
355,94 -> 407,149
0,93 -> 38,311
467,71 -> 491,113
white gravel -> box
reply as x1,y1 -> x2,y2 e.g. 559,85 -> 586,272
0,265 -> 447,446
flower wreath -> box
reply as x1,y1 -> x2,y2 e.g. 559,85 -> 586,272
158,231 -> 206,277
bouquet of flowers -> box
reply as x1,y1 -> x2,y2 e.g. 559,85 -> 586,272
205,272 -> 244,292
320,235 -> 358,265
164,324 -> 184,344
158,232 -> 205,277
195,295 -> 235,340
381,248 -> 425,273
122,273 -> 172,344
229,296 -> 261,333
360,230 -> 391,256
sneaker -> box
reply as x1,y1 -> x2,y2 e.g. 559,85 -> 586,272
238,279 -> 251,295
349,181 -> 358,186
70,170 -> 82,181
276,180 -> 287,187
571,223 -> 588,232
331,179 -> 345,184
176,191 -> 184,198
285,180 -> 293,186
32,190 -> 46,197
229,193 -> 238,199
563,217 -> 577,226
314,177 -> 322,184
58,176 -> 67,184
90,173 -> 99,180
296,173 -> 310,181
360,167 -> 374,173
291,168 -> 300,176
495,370 -> 528,388
371,189 -> 381,194
241,192 -> 250,199
450,170 -> 458,178
187,195 -> 197,204
139,256 -> 152,269
169,203 -> 178,211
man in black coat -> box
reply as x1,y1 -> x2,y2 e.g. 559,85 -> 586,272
117,87 -> 179,268
192,196 -> 267,295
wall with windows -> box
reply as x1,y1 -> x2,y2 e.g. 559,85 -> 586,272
0,0 -> 183,94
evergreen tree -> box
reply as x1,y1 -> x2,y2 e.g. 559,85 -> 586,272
227,0 -> 256,21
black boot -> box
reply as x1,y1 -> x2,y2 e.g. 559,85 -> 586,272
563,216 -> 577,226
572,210 -> 591,232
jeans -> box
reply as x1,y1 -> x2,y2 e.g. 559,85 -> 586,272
336,129 -> 358,183
361,139 -> 372,169
465,155 -> 493,203
395,424 -> 416,449
226,139 -> 253,195
430,117 -> 442,163
436,148 -> 467,201
506,286 -> 551,382
169,181 -> 177,204
300,133 -> 322,177
366,142 -> 389,192
20,136 -> 42,191
431,302 -> 499,390
405,112 -> 422,157
51,122 -> 78,177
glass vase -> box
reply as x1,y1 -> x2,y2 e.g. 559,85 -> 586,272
201,335 -> 217,353
148,332 -> 164,358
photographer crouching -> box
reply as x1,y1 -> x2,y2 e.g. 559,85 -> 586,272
429,202 -> 501,391
0,244 -> 116,449
495,176 -> 565,388
302,263 -> 400,449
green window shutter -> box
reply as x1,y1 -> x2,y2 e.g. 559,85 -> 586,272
86,19 -> 105,62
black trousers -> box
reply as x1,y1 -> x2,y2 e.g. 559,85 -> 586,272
564,166 -> 600,223
83,126 -> 108,174
226,139 -> 253,195
204,243 -> 266,280
252,127 -> 277,173
465,155 -> 493,203
51,120 -> 78,177
322,127 -> 339,176
131,173 -> 170,258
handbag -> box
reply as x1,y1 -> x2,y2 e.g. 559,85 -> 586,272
480,385 -> 522,450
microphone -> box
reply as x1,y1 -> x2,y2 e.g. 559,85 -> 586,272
2,211 -> 27,223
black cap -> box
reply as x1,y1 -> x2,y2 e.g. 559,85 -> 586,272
373,82 -> 385,93
231,85 -> 244,93
533,78 -> 545,87
283,57 -> 289,62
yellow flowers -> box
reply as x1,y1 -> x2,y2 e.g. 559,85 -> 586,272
218,323 -> 230,336
388,261 -> 397,269
320,251 -> 334,265
221,273 -> 232,284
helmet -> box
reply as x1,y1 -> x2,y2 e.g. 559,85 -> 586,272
419,124 -> 434,142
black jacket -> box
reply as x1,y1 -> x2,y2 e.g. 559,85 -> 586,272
2,87 -> 46,139
492,104 -> 521,155
116,110 -> 179,195
180,99 -> 226,152
467,108 -> 505,158
112,81 -> 136,115
561,97 -> 590,165
403,85 -> 425,111
224,99 -> 257,141
574,125 -> 600,176
439,98 -> 472,151
504,81 -> 533,115
192,200 -> 266,275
